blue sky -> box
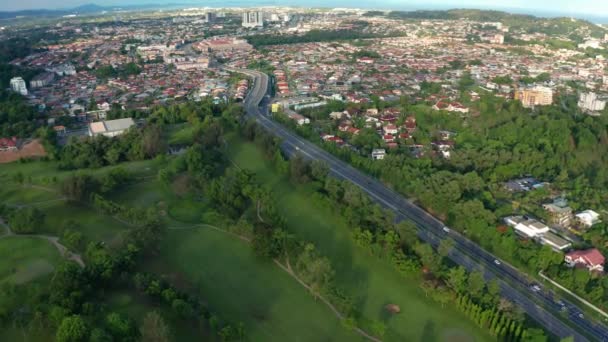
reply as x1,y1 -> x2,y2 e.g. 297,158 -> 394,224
3,0 -> 608,17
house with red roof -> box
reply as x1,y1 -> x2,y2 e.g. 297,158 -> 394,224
0,137 -> 18,151
383,124 -> 398,135
565,249 -> 605,273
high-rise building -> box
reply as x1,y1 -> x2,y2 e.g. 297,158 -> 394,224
514,86 -> 553,108
205,12 -> 217,23
578,92 -> 606,112
242,11 -> 264,28
10,77 -> 28,95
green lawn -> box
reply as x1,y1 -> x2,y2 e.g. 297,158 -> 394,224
105,168 -> 356,341
226,136 -> 492,342
153,227 -> 360,342
0,236 -> 63,284
167,123 -> 197,145
0,159 -> 162,191
40,202 -> 131,247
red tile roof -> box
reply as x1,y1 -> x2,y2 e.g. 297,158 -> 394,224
567,249 -> 605,267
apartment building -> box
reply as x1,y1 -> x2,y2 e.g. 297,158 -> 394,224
515,86 -> 553,108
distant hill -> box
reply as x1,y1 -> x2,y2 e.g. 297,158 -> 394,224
377,9 -> 606,38
0,3 -> 106,20
0,3 -> 188,20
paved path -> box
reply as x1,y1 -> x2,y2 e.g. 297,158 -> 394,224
0,217 -> 84,267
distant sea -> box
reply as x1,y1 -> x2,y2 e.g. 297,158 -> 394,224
141,0 -> 608,24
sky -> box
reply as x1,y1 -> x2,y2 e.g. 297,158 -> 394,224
2,0 -> 608,18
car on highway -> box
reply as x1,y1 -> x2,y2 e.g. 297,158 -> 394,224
494,259 -> 501,265
442,226 -> 450,233
530,284 -> 542,292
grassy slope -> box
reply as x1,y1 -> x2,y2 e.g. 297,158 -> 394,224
107,178 -> 358,341
0,236 -> 63,284
155,228 -> 359,342
226,135 -> 492,342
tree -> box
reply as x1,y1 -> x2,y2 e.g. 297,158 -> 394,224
468,271 -> 486,299
89,328 -> 113,342
106,312 -> 137,341
9,207 -> 44,234
140,311 -> 172,342
142,125 -> 165,158
295,243 -> 335,297
447,266 -> 468,294
62,228 -> 83,251
56,315 -> 88,342
289,153 -> 311,183
60,173 -> 98,203
310,160 -> 329,181
370,320 -> 386,337
438,239 -> 454,257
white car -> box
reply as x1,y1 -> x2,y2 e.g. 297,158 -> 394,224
531,285 -> 541,292
494,259 -> 501,265
442,226 -> 450,233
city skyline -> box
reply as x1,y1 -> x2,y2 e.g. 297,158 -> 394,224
2,0 -> 608,18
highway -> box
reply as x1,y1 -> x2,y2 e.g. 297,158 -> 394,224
231,67 -> 608,342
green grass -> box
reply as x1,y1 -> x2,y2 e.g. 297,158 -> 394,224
153,227 -> 360,342
0,184 -> 58,206
40,202 -> 131,247
0,159 -> 162,191
0,236 -> 63,284
106,170 -> 355,341
226,136 -> 493,342
167,124 -> 197,145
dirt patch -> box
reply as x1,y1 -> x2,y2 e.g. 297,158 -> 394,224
0,140 -> 47,164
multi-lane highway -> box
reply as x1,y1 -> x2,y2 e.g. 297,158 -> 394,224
231,67 -> 608,342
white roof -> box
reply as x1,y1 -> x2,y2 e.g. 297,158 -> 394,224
514,219 -> 550,238
89,118 -> 135,134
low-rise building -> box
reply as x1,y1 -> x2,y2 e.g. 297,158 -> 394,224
515,86 -> 553,108
371,149 -> 386,160
504,216 -> 550,238
0,137 -> 18,151
578,92 -> 606,113
10,77 -> 28,95
30,72 -> 55,88
565,249 -> 605,273
542,198 -> 573,227
575,210 -> 601,228
88,118 -> 135,137
539,232 -> 572,252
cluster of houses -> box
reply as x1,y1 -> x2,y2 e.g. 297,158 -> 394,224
503,195 -> 604,274
234,79 -> 249,102
504,215 -> 604,273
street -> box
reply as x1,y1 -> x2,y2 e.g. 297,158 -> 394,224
234,68 -> 608,342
